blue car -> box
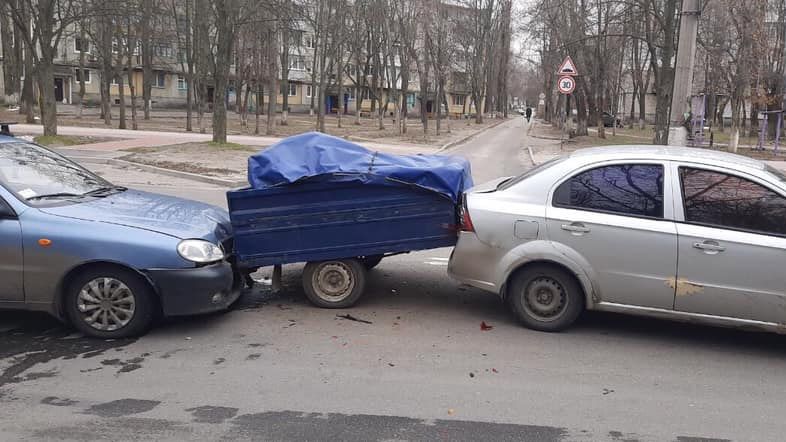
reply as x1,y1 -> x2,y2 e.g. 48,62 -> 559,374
0,136 -> 240,338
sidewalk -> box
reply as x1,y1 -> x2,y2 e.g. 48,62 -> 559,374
15,123 -> 430,155
25,118 -> 510,186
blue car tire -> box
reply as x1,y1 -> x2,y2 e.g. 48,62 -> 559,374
65,266 -> 157,339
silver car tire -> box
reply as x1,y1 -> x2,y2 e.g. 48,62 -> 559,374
65,267 -> 156,339
508,265 -> 584,332
302,259 -> 366,309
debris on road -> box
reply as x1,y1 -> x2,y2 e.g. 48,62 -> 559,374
448,409 -> 455,415
492,368 -> 498,373
388,363 -> 395,367
336,314 -> 373,324
602,388 -> 615,395
469,372 -> 475,378
480,321 -> 493,331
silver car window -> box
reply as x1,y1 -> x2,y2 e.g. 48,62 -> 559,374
553,164 -> 664,218
679,166 -> 786,236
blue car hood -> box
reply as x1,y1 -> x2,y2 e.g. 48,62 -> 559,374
40,190 -> 232,242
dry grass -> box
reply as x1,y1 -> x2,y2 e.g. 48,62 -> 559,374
0,105 -> 500,147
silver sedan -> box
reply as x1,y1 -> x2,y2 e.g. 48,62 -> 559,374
448,146 -> 786,333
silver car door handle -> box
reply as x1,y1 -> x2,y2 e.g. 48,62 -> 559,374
561,223 -> 590,233
693,241 -> 725,252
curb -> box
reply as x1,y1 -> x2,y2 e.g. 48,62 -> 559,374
437,117 -> 511,152
526,146 -> 537,166
70,156 -> 247,188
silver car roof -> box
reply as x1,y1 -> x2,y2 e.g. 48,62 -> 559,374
566,145 -> 766,171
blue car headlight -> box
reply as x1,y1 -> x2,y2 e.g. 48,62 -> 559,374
177,239 -> 225,263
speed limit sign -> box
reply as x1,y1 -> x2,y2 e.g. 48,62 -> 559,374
558,76 -> 576,95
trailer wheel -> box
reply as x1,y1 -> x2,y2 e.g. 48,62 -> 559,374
302,259 -> 366,308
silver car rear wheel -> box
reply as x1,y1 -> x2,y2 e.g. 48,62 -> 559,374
509,265 -> 584,332
523,277 -> 568,321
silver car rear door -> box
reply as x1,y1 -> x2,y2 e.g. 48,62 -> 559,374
673,162 -> 786,324
545,160 -> 678,309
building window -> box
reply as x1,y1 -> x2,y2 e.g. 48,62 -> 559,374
304,34 -> 316,49
177,74 -> 187,90
154,71 -> 166,88
452,95 -> 465,106
280,82 -> 297,97
288,55 -> 306,71
154,44 -> 173,58
305,85 -> 313,98
346,88 -> 355,100
74,68 -> 91,84
111,75 -> 120,86
406,93 -> 415,108
74,37 -> 90,54
289,31 -> 302,48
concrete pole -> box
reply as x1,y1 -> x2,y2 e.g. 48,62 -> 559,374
668,0 -> 701,146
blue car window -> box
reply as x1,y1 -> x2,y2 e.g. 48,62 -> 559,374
0,141 -> 110,203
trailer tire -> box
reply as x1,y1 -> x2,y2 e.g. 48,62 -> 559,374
303,259 -> 366,308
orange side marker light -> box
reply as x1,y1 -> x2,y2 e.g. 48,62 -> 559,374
38,238 -> 52,247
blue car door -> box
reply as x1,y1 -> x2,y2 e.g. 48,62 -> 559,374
0,197 -> 23,302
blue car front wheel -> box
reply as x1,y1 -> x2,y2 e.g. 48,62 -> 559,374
65,266 -> 156,339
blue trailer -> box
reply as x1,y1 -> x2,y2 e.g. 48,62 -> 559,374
227,132 -> 472,308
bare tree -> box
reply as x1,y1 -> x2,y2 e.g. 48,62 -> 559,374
3,0 -> 87,135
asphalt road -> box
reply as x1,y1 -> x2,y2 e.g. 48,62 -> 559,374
1,118 -> 782,441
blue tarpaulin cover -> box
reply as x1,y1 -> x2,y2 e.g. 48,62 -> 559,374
248,132 -> 473,203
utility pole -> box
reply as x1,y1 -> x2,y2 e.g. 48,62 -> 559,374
782,0 -> 786,121
668,0 -> 701,146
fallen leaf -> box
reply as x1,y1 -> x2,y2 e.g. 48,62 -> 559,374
448,409 -> 455,415
480,321 -> 493,331
469,372 -> 475,378
388,363 -> 395,367
492,368 -> 498,373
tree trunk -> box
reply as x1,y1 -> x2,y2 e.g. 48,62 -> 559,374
255,84 -> 262,134
141,0 -> 153,120
117,71 -> 126,129
21,49 -> 35,123
35,60 -> 58,136
211,0 -> 237,144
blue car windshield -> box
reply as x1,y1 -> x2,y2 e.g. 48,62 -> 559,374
0,141 -> 112,203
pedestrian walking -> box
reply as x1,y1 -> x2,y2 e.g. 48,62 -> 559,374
525,107 -> 532,122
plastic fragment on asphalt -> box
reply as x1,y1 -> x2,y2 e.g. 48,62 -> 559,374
336,314 -> 373,324
480,321 -> 493,331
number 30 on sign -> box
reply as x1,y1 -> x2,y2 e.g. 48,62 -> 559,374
558,76 -> 575,95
